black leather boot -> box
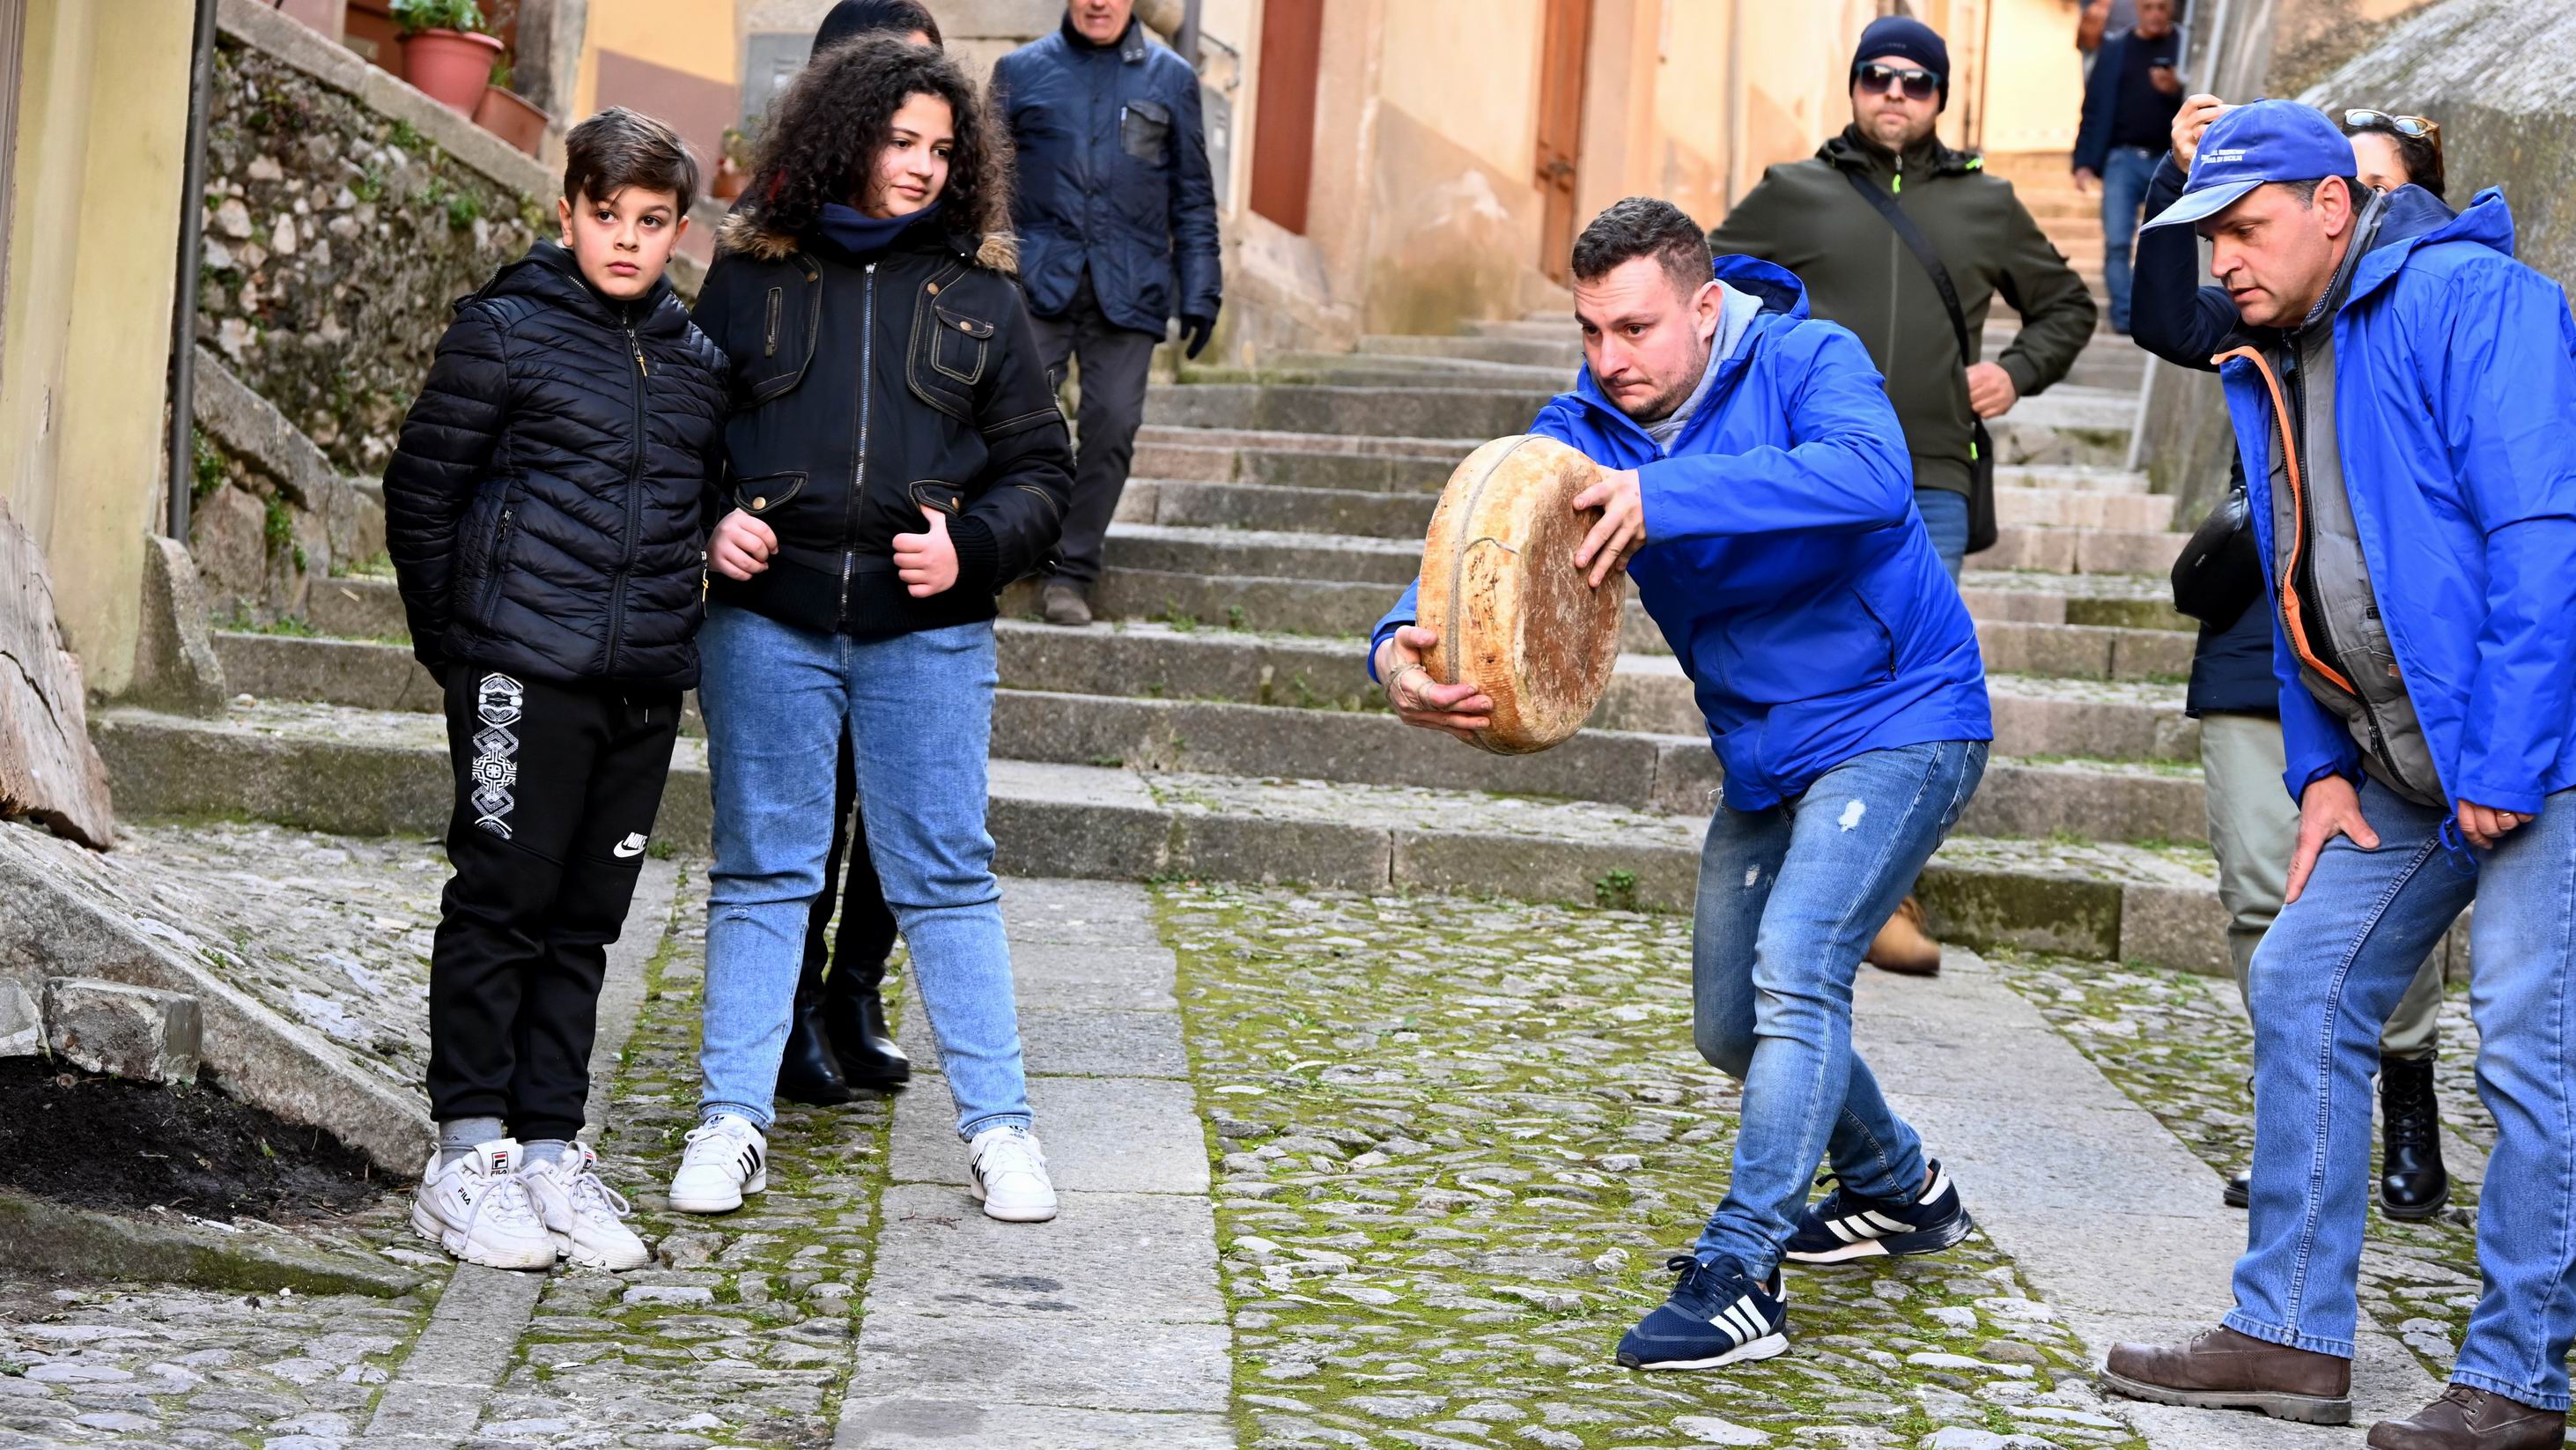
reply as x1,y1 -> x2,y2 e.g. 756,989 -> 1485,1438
777,981 -> 856,1106
2378,1052 -> 2448,1220
823,957 -> 912,1090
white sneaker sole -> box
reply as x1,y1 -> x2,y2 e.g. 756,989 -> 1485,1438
1631,1331 -> 1790,1371
968,1176 -> 1059,1223
554,1227 -> 653,1270
411,1202 -> 555,1271
668,1169 -> 765,1216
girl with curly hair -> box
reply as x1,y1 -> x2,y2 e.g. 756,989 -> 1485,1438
673,34 -> 1072,1224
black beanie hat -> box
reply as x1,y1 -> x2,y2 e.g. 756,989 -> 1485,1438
812,0 -> 942,59
1851,16 -> 1951,108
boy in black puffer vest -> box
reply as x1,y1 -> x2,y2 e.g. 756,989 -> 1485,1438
384,108 -> 728,1273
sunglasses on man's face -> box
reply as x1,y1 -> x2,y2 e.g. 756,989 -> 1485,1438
2345,109 -> 2440,144
1856,64 -> 1940,102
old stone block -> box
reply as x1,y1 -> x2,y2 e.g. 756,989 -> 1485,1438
0,500 -> 114,847
0,979 -> 39,1056
43,979 -> 203,1084
131,536 -> 230,717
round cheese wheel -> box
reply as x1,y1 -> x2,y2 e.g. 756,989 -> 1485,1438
1415,434 -> 1625,755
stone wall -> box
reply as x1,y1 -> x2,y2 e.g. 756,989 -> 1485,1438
197,36 -> 548,478
188,351 -> 388,627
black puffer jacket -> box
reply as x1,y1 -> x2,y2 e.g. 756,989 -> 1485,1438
690,211 -> 1071,639
384,241 -> 728,690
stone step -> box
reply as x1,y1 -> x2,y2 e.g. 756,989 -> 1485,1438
1144,383 -> 1554,440
217,622 -> 2202,769
89,700 -> 2228,973
1970,522 -> 2184,575
1114,476 -> 2176,539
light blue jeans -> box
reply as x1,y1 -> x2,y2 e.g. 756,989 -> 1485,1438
696,604 -> 1032,1140
2100,144 -> 2159,333
2229,780 -> 2576,1411
1688,740 -> 1989,1276
1917,487 -> 1970,582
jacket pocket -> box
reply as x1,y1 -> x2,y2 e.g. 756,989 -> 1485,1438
1119,98 -> 1172,163
731,470 -> 807,517
910,479 -> 964,517
472,499 -> 517,630
739,262 -> 822,404
928,304 -> 994,385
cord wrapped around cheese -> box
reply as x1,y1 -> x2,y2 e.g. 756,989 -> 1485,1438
1416,434 -> 1624,755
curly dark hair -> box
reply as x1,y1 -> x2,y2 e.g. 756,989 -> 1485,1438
743,33 -> 1009,250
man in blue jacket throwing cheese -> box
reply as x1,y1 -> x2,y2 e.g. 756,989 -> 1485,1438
1369,197 -> 1994,1372
2098,101 -> 2576,1450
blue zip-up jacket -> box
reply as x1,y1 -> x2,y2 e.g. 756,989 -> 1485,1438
1369,255 -> 1991,811
2156,183 -> 2576,815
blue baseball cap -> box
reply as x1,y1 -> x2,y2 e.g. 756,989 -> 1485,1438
2143,100 -> 2355,231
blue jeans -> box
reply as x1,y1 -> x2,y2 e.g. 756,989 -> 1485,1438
2100,145 -> 2159,333
1687,740 -> 1989,1276
2229,780 -> 2576,1411
1916,487 -> 1969,582
695,604 -> 1032,1140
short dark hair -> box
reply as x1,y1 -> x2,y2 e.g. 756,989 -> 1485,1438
2282,174 -> 2363,210
1569,197 -> 1711,299
563,107 -> 700,215
2338,115 -> 2447,200
812,0 -> 942,58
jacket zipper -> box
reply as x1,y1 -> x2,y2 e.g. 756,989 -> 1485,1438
1886,169 -> 1904,366
838,262 -> 879,628
483,507 -> 514,623
607,312 -> 647,671
2220,339 -> 2414,791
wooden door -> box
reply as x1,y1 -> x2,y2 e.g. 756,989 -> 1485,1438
1249,0 -> 1325,233
1534,0 -> 1592,285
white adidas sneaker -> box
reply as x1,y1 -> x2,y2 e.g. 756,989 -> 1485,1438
411,1139 -> 557,1270
520,1143 -> 652,1270
967,1124 -> 1059,1223
668,1113 -> 767,1214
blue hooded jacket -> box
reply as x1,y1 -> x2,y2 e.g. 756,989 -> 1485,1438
2213,188 -> 2576,817
1370,255 -> 1992,811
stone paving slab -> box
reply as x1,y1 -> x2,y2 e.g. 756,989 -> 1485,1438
838,1399 -> 1236,1449
888,1075 -> 1211,1195
848,1314 -> 1235,1413
866,1184 -> 1221,1323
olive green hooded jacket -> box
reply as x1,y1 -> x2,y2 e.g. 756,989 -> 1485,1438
1708,125 -> 2099,496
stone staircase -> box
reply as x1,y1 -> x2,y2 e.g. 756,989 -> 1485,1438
93,153 -> 2233,975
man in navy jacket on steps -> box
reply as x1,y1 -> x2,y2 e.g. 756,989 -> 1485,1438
1370,198 -> 1993,1373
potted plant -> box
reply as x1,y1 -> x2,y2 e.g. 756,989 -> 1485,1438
392,0 -> 503,115
473,60 -> 550,156
713,126 -> 757,202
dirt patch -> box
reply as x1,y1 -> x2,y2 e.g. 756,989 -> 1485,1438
0,1058 -> 393,1224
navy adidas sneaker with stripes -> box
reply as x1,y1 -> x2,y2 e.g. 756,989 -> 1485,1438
1615,1255 -> 1789,1371
1784,1159 -> 1974,1264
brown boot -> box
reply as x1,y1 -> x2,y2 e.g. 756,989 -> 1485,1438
1040,580 -> 1092,626
1864,896 -> 1941,976
2100,1325 -> 2351,1424
2368,1385 -> 2566,1449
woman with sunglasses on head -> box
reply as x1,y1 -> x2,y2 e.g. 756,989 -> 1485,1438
2133,97 -> 2462,1223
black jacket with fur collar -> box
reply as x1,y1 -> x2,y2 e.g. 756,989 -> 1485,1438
692,210 -> 1072,640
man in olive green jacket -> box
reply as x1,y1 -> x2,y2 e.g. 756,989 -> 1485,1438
1710,17 -> 2097,581
1709,16 -> 2098,975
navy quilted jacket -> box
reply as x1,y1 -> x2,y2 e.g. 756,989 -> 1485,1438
383,241 -> 728,690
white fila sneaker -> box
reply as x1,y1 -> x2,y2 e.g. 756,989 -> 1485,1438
411,1139 -> 556,1270
668,1113 -> 766,1214
520,1143 -> 652,1270
967,1124 -> 1059,1223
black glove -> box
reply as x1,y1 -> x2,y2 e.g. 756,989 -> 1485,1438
1181,313 -> 1216,360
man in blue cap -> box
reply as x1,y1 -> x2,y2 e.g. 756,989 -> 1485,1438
2097,99 -> 2576,1450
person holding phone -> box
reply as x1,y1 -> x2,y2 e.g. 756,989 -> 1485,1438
2072,0 -> 2185,333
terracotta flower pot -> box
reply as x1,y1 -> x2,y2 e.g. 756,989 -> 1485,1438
400,28 -> 504,115
472,85 -> 548,157
712,156 -> 749,202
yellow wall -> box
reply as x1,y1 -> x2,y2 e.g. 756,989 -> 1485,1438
1377,0 -> 1542,183
1981,0 -> 2085,153
573,0 -> 742,116
0,0 -> 195,694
